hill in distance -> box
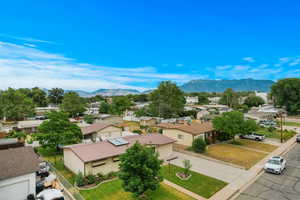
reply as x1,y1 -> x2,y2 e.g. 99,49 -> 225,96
66,88 -> 140,97
180,78 -> 274,93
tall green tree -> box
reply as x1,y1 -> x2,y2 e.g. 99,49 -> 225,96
149,81 -> 185,118
240,119 -> 258,134
244,96 -> 265,108
0,88 -> 35,120
30,87 -> 48,107
271,78 -> 300,114
109,96 -> 133,115
99,101 -> 110,114
219,88 -> 239,108
119,142 -> 163,198
61,92 -> 86,117
33,111 -> 82,151
48,88 -> 64,105
213,111 -> 244,141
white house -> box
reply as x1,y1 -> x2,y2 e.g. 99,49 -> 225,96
185,96 -> 199,105
0,147 -> 39,200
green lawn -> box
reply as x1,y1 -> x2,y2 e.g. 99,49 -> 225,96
282,121 -> 300,127
80,179 -> 195,200
257,127 -> 297,141
161,164 -> 227,198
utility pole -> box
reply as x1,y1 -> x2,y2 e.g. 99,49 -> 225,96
280,113 -> 283,143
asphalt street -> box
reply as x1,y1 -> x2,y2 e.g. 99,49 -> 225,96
236,143 -> 300,200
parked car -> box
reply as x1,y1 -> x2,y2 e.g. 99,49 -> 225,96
239,133 -> 265,141
36,189 -> 64,200
296,135 -> 300,143
264,156 -> 286,174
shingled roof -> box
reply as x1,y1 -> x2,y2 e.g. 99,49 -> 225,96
64,134 -> 176,162
156,122 -> 214,135
0,147 -> 40,180
81,122 -> 121,135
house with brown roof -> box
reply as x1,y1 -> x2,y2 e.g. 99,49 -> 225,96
81,122 -> 122,141
0,147 -> 40,200
156,122 -> 216,146
63,134 -> 176,175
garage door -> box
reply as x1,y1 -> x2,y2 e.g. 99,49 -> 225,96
0,180 -> 29,200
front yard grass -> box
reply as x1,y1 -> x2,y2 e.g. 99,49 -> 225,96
161,164 -> 227,198
282,121 -> 300,127
234,139 -> 277,153
205,144 -> 267,169
80,179 -> 195,200
257,127 -> 297,141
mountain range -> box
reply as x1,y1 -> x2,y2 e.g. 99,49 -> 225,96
180,79 -> 274,93
62,79 -> 274,97
65,89 -> 141,97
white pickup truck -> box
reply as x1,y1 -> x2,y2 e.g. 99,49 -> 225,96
239,133 -> 265,141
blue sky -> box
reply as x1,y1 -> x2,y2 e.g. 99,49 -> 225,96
0,0 -> 300,91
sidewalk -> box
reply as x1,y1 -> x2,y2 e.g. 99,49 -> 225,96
209,133 -> 298,200
163,180 -> 207,200
171,151 -> 246,183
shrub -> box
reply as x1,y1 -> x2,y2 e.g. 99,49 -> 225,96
205,138 -> 211,145
75,172 -> 85,187
86,174 -> 96,184
97,173 -> 104,180
267,126 -> 276,132
192,138 -> 207,153
107,171 -> 118,179
133,129 -> 142,134
183,159 -> 192,176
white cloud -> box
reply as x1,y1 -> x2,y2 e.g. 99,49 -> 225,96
0,41 -> 200,91
0,33 -> 56,44
216,65 -> 232,70
23,43 -> 37,48
242,57 -> 255,62
234,65 -> 249,70
176,64 -> 184,67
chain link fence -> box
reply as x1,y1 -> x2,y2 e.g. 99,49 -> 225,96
49,163 -> 85,200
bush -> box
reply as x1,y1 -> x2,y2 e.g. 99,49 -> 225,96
84,115 -> 95,124
205,138 -> 211,145
97,172 -> 105,180
107,171 -> 118,179
133,129 -> 142,134
267,126 -> 276,132
86,174 -> 96,184
75,172 -> 85,187
192,138 -> 207,153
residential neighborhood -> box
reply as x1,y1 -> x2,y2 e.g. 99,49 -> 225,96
1,1 -> 300,200
1,77 -> 300,200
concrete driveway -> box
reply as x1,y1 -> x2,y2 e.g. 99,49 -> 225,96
235,144 -> 300,200
170,151 -> 246,183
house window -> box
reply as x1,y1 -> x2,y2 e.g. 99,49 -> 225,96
177,134 -> 184,139
92,159 -> 106,167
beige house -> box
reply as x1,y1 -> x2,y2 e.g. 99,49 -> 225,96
16,120 -> 44,134
157,122 -> 216,146
81,122 -> 122,141
63,134 -> 176,175
140,117 -> 157,126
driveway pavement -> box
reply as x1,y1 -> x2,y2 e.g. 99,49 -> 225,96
170,151 -> 246,183
235,144 -> 300,200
